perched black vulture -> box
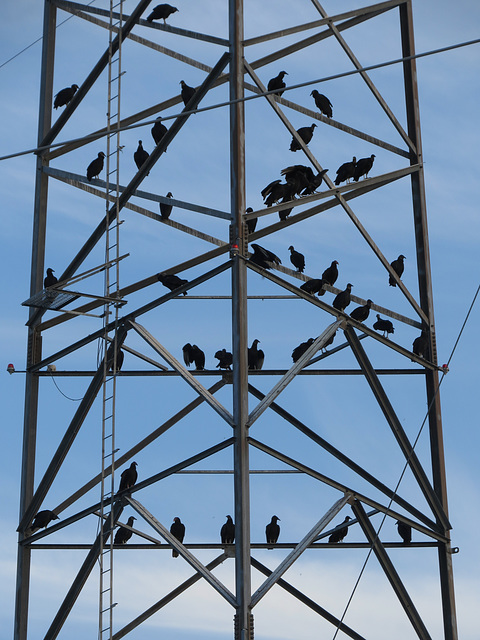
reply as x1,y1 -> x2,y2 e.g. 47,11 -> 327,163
151,117 -> 168,146
180,80 -> 196,107
278,195 -> 293,221
288,245 -> 305,272
389,254 -> 406,286
118,462 -> 138,492
249,244 -> 281,270
396,520 -> 412,544
266,515 -> 280,547
157,272 -> 188,295
29,510 -> 59,533
267,71 -> 288,96
248,339 -> 264,370
373,314 -> 395,338
353,154 -> 375,181
300,169 -> 329,195
54,84 -> 79,109
292,338 -> 315,363
134,140 -> 149,171
261,179 -> 294,207
334,157 -> 356,185
182,343 -> 205,370
328,516 -> 351,543
44,268 -> 58,288
281,164 -> 315,196
412,332 -> 428,358
332,283 -> 353,312
160,192 -> 173,220
146,4 -> 178,23
246,207 -> 257,234
321,260 -> 339,286
300,278 -> 325,296
290,124 -> 317,152
215,349 -> 233,370
350,299 -> 373,323
310,90 -> 333,118
170,517 -> 185,557
221,515 -> 235,544
87,151 -> 105,182
114,516 -> 136,545
107,345 -> 124,372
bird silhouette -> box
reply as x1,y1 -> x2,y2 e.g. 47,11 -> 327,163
221,515 -> 235,544
114,516 -> 136,545
170,517 -> 185,557
266,515 -> 281,548
328,516 -> 351,543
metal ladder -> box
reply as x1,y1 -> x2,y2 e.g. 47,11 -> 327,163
98,1 -> 124,639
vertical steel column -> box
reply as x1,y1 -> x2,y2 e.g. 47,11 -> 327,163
14,2 -> 56,639
399,2 -> 457,638
229,0 -> 251,637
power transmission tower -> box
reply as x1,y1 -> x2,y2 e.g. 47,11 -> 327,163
14,1 -> 458,640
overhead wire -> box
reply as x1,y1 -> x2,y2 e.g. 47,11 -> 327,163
0,0 -> 98,72
0,36 -> 479,163
331,282 -> 480,639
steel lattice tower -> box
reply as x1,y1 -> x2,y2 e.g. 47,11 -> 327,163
15,1 -> 458,639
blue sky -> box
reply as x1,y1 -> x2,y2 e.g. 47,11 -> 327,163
1,1 -> 479,639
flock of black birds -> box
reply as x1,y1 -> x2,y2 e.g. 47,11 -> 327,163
29,459 -> 413,547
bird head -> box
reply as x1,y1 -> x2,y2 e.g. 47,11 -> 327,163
174,517 -> 181,523
131,461 -> 138,467
272,515 -> 280,522
288,245 -> 294,251
280,71 -> 288,77
99,152 -> 105,158
166,192 -> 173,197
47,268 -> 54,274
347,283 -> 353,289
72,84 -> 79,90
311,124 -> 317,129
399,254 -> 406,260
366,299 -> 373,306
333,260 -> 339,265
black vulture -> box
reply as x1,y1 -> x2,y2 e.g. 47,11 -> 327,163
412,332 -> 428,359
29,510 -> 59,533
334,157 -> 356,185
292,338 -> 315,363
246,207 -> 257,234
146,4 -> 178,23
321,260 -> 339,286
221,515 -> 235,544
261,179 -> 294,207
290,124 -> 316,152
114,516 -> 136,545
281,165 -> 315,196
180,80 -> 196,107
44,268 -> 58,288
157,272 -> 188,295
373,314 -> 395,338
107,345 -> 124,372
310,90 -> 333,118
353,154 -> 375,181
151,117 -> 168,146
249,244 -> 281,270
267,71 -> 288,96
265,515 -> 280,548
288,245 -> 305,272
87,151 -> 105,182
300,169 -> 329,195
350,299 -> 373,323
332,283 -> 353,312
396,520 -> 412,544
248,339 -> 264,370
160,192 -> 173,220
278,195 -> 293,221
215,349 -> 233,370
54,84 -> 79,109
170,517 -> 185,558
328,516 -> 351,543
118,462 -> 138,492
389,254 -> 406,286
182,343 -> 205,370
134,140 -> 149,171
300,278 -> 325,296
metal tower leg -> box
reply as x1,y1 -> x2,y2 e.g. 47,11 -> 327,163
14,3 -> 56,639
230,0 -> 252,637
399,3 -> 458,638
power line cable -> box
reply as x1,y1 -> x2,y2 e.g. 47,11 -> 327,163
0,36 -> 479,163
0,0 -> 98,71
